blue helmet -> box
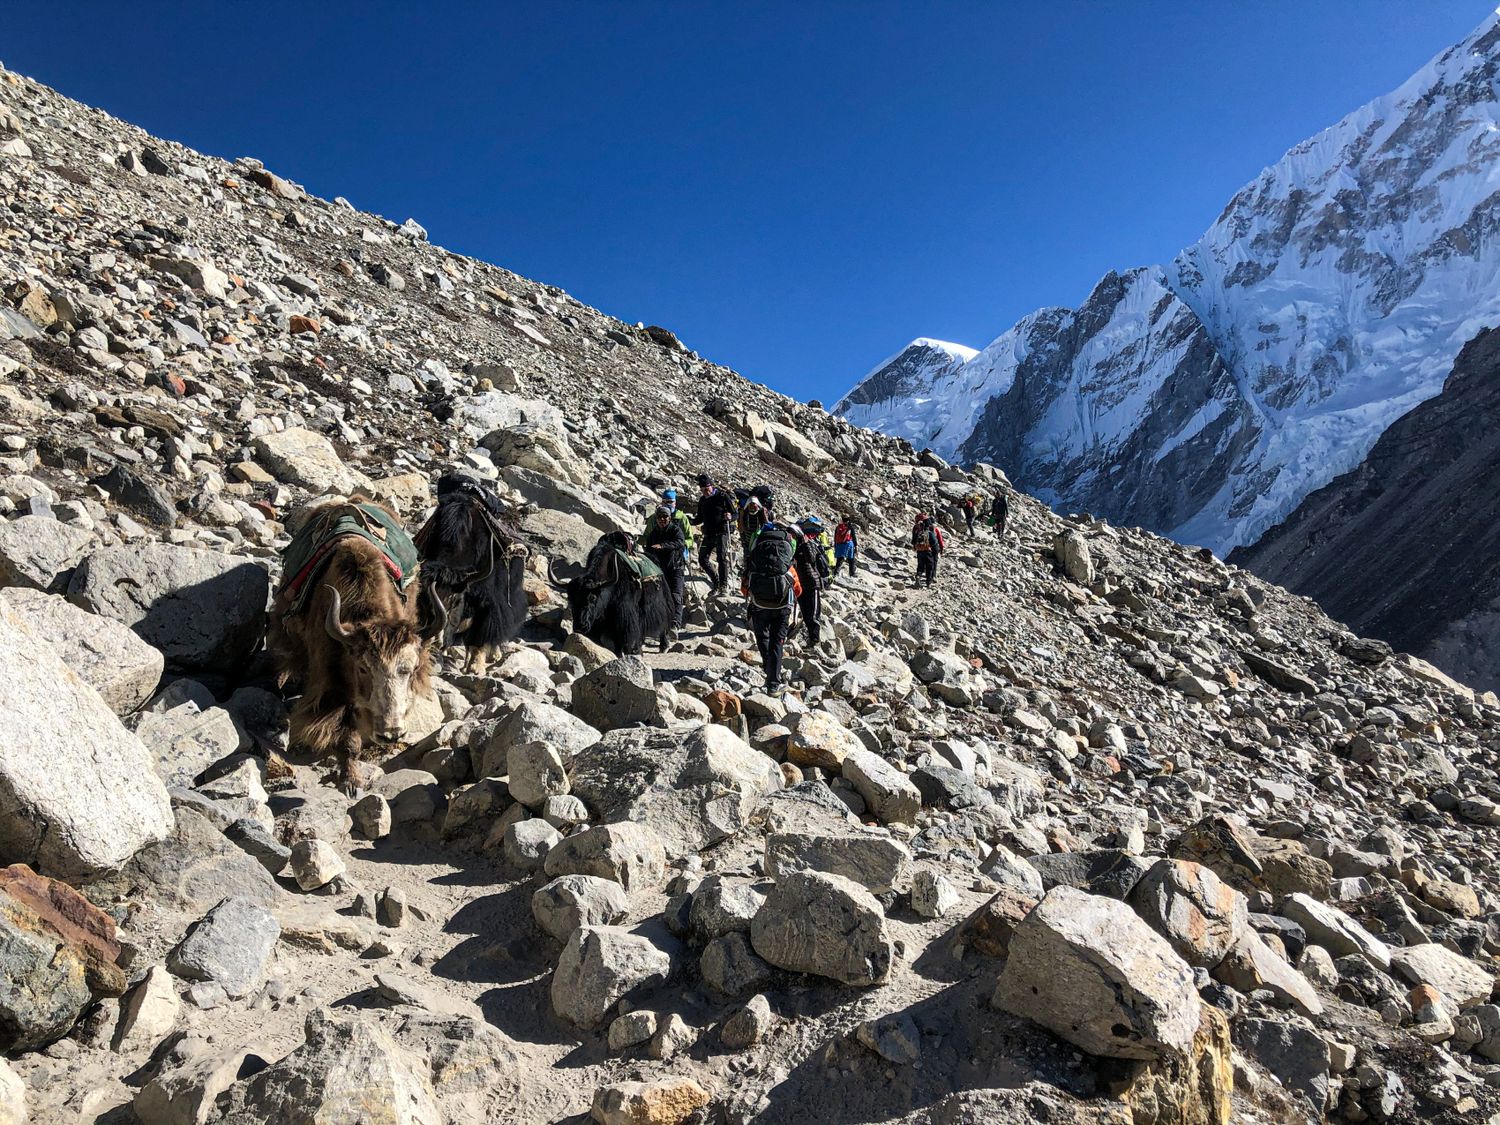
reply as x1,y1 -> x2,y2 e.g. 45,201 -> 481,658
662,488 -> 677,502
803,514 -> 823,526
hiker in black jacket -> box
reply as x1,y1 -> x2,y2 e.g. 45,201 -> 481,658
693,473 -> 737,593
644,505 -> 686,635
990,491 -> 1009,538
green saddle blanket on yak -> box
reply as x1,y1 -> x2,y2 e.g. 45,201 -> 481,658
616,549 -> 662,584
279,501 -> 420,613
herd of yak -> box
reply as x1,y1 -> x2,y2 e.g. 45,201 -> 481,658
269,474 -> 674,792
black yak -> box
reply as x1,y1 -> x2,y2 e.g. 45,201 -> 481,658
414,472 -> 529,676
549,531 -> 672,655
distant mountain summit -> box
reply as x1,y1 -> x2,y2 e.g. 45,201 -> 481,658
839,13 -> 1500,556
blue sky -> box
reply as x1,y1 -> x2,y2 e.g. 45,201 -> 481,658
5,2 -> 1490,403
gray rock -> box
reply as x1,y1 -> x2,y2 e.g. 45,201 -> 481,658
543,822 -> 667,892
1236,1017 -> 1330,1114
700,931 -> 776,997
1389,943 -> 1494,1011
474,698 -> 600,779
765,828 -> 913,896
841,749 -> 921,825
250,428 -> 373,495
502,818 -> 561,871
0,589 -> 162,715
550,922 -> 680,1030
857,1011 -> 922,1065
224,819 -> 290,875
1126,858 -> 1249,968
1026,849 -> 1150,900
721,994 -> 775,1049
96,463 -> 178,527
289,839 -> 345,891
569,723 -> 782,860
134,1048 -> 256,1125
68,543 -> 268,673
992,886 -> 1200,1061
571,656 -> 667,732
350,793 -> 392,840
168,896 -> 279,999
215,1008 -> 439,1125
911,869 -> 961,919
133,703 -> 248,788
507,740 -> 569,810
532,875 -> 630,943
1280,892 -> 1391,969
1053,530 -> 1094,585
0,515 -> 94,589
688,876 -> 768,941
0,601 -> 172,878
750,870 -> 893,986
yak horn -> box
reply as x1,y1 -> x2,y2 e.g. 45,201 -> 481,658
428,583 -> 450,642
323,585 -> 356,642
546,557 -> 569,590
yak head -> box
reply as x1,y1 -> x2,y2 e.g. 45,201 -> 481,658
576,542 -> 622,634
323,586 -> 431,744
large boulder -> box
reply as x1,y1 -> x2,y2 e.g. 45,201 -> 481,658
591,1079 -> 710,1125
840,749 -> 920,825
134,703 -> 249,788
1126,859 -> 1249,968
1052,529 -> 1094,585
784,710 -> 863,771
532,875 -> 630,943
473,699 -> 600,779
0,864 -> 125,1051
571,657 -> 667,732
167,896 -> 280,999
1389,943 -> 1495,1011
1280,893 -> 1391,969
0,602 -> 172,878
481,422 -> 588,486
551,922 -> 680,1030
543,822 -> 667,892
0,589 -> 162,714
451,391 -> 563,438
0,515 -> 94,590
993,886 -> 1200,1061
750,871 -> 893,986
250,428 -> 374,495
68,543 -> 268,673
569,724 -> 782,860
501,466 -> 635,535
764,828 -> 912,896
216,1008 -> 440,1125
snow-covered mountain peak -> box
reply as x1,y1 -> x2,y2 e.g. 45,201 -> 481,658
838,12 -> 1500,555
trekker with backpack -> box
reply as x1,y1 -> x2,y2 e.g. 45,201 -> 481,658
990,491 -> 1009,538
833,516 -> 859,576
693,473 -> 737,593
738,494 -> 768,568
960,494 -> 978,535
644,505 -> 687,636
791,515 -> 832,647
742,518 -> 805,693
912,513 -> 945,588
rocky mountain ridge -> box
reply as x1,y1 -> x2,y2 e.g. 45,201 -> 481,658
2,58 -> 1500,1125
837,13 -> 1500,558
1232,326 -> 1500,693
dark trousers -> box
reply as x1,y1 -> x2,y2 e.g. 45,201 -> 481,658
833,553 -> 857,576
750,603 -> 791,688
964,511 -> 975,534
662,564 -> 685,628
796,586 -> 821,646
916,551 -> 938,586
699,529 -> 732,591
994,513 -> 1007,537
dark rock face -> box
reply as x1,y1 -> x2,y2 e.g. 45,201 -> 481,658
1233,327 -> 1500,690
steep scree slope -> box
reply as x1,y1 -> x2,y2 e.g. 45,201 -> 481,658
1,62 -> 1500,1125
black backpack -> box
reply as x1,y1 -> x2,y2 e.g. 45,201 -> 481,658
747,526 -> 796,608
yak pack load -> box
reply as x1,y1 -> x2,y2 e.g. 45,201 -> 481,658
278,499 -> 421,613
747,525 -> 799,609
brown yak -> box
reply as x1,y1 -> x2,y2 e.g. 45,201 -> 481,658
269,497 -> 436,793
